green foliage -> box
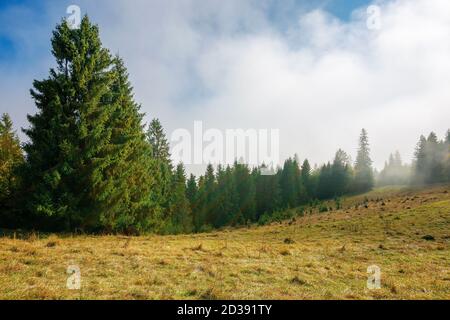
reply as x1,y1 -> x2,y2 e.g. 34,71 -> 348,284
168,163 -> 193,234
413,131 -> 449,185
0,114 -> 25,227
354,129 -> 374,193
4,14 -> 447,235
233,161 -> 256,222
377,151 -> 411,186
23,17 -> 156,233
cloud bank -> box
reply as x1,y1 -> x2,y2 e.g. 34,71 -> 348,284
1,0 -> 449,173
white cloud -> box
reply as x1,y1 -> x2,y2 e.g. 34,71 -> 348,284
1,0 -> 449,173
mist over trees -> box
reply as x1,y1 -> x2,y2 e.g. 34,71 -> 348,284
377,151 -> 411,186
412,131 -> 450,185
0,16 -> 449,234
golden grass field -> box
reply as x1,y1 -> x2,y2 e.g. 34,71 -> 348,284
0,185 -> 449,300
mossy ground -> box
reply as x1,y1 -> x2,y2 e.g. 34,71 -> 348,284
1,185 -> 449,300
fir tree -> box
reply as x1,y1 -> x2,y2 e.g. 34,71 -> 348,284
23,16 -> 155,233
214,165 -> 239,227
186,174 -> 198,214
301,159 -> 313,198
233,161 -> 256,224
354,129 -> 374,193
255,164 -> 281,219
279,158 -> 300,208
147,118 -> 172,220
195,164 -> 216,231
168,163 -> 193,234
330,149 -> 352,196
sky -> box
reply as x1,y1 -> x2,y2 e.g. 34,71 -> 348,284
1,0 -> 449,174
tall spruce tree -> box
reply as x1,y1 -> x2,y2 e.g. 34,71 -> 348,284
23,16 -> 155,233
167,163 -> 193,234
354,129 -> 374,193
301,159 -> 313,199
255,164 -> 281,219
147,118 -> 172,220
213,165 -> 239,227
186,173 -> 198,214
233,161 -> 256,224
195,164 -> 216,231
413,135 -> 427,184
279,158 -> 300,208
330,149 -> 352,196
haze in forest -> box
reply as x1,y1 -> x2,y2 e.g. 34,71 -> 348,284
1,0 -> 450,173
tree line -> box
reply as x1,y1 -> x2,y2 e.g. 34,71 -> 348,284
376,131 -> 450,187
0,16 -> 449,234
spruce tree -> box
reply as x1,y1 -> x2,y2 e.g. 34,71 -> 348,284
317,162 -> 333,199
214,165 -> 239,227
301,159 -> 313,199
233,161 -> 256,224
426,132 -> 444,183
147,118 -> 172,219
23,16 -> 155,233
168,163 -> 193,234
413,135 -> 427,184
331,149 -> 352,196
97,57 -> 157,233
186,174 -> 198,214
279,158 -> 300,208
255,164 -> 281,219
195,164 -> 216,231
353,129 -> 374,193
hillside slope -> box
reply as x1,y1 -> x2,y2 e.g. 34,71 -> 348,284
0,185 -> 449,299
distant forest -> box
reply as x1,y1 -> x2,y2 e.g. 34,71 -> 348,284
1,17 -> 449,234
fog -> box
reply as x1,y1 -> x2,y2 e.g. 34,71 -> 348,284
1,0 -> 449,175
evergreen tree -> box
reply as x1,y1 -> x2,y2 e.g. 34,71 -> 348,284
425,132 -> 444,183
96,57 -> 157,233
279,158 -> 300,208
317,162 -> 333,199
147,118 -> 172,220
233,161 -> 256,224
377,151 -> 410,186
300,159 -> 312,200
23,17 -> 155,233
195,164 -> 216,231
413,132 -> 448,185
413,135 -> 427,184
214,165 -> 239,227
255,164 -> 281,219
0,114 -> 24,227
186,173 -> 198,214
353,129 -> 374,193
330,149 -> 352,196
167,163 -> 193,234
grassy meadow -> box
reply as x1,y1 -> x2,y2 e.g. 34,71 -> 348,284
0,185 -> 449,300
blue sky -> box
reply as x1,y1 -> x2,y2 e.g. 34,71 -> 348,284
0,0 -> 372,62
1,0 -> 449,172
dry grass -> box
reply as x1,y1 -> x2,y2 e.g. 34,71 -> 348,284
0,185 -> 449,300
